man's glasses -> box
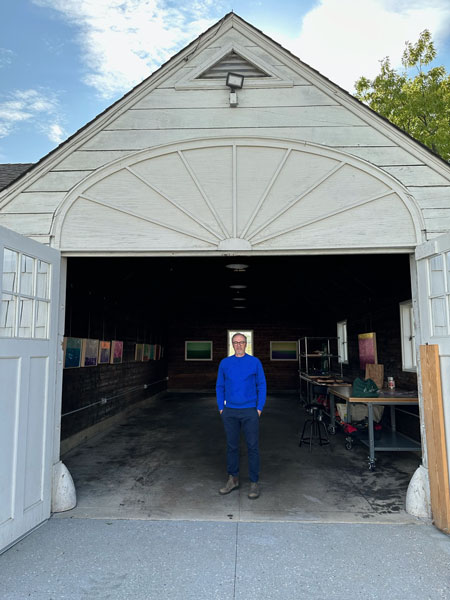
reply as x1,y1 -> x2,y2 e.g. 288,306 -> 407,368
232,341 -> 246,345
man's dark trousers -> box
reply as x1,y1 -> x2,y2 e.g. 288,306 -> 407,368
221,407 -> 260,482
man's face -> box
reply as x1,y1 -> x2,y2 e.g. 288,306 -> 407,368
232,336 -> 247,357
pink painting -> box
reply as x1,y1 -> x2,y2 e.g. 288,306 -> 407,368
358,332 -> 377,370
110,340 -> 123,364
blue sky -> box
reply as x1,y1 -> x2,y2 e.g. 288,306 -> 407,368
1,0 -> 450,164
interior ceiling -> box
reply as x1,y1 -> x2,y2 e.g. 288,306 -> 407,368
67,254 -> 412,323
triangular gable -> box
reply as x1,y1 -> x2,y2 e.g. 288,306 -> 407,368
175,41 -> 293,89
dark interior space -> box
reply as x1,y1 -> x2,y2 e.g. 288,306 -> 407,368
62,253 -> 418,444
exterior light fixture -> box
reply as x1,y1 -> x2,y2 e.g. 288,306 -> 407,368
232,297 -> 246,301
226,72 -> 244,108
230,284 -> 247,289
226,263 -> 248,271
234,306 -> 246,309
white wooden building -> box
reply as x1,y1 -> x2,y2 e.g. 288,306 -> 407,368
1,13 -> 450,550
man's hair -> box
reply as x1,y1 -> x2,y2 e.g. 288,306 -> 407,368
232,332 -> 247,343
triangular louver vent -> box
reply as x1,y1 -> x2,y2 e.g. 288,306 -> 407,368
198,51 -> 269,79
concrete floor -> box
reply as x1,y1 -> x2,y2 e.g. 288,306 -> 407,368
57,392 -> 423,524
3,519 -> 450,599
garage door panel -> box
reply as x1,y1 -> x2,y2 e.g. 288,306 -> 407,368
23,356 -> 49,511
0,358 -> 20,527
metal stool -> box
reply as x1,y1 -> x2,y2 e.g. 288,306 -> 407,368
299,402 -> 329,451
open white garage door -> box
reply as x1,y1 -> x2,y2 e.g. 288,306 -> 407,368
415,232 -> 450,530
0,225 -> 61,553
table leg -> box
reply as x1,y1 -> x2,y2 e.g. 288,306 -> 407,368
390,405 -> 397,431
368,404 -> 376,471
328,392 -> 335,434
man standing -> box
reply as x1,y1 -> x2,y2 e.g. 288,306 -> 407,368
216,333 -> 266,499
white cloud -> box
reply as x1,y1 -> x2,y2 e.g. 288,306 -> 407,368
271,0 -> 450,91
0,88 -> 67,144
0,48 -> 14,68
46,122 -> 66,144
32,0 -> 222,98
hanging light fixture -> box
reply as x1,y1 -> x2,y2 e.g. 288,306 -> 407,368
225,263 -> 248,272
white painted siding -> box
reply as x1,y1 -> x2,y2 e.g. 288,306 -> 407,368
0,213 -> 53,235
79,126 -> 395,152
133,85 -> 338,109
107,106 -> 365,130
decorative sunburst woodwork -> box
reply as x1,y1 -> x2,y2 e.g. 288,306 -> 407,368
54,138 -> 423,253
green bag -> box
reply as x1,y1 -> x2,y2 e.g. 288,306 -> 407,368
352,377 -> 379,398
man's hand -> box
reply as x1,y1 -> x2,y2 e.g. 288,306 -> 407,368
257,410 -> 261,417
220,410 -> 223,414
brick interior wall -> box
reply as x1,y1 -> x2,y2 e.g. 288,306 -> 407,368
62,357 -> 167,440
167,319 -> 312,391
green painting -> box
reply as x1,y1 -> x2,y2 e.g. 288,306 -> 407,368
270,341 -> 298,361
185,341 -> 213,361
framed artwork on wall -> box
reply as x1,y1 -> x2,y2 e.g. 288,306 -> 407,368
98,340 -> 111,364
270,341 -> 298,361
81,338 -> 99,367
135,343 -> 144,361
149,344 -> 155,360
110,340 -> 124,364
185,340 -> 213,361
358,332 -> 377,369
143,343 -> 150,361
63,337 -> 82,368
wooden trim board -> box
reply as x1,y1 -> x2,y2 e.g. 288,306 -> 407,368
420,344 -> 450,534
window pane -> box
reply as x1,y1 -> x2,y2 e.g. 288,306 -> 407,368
430,255 -> 445,296
400,302 -> 416,370
0,293 -> 16,337
36,260 -> 50,299
18,298 -> 33,337
337,321 -> 348,363
35,300 -> 49,338
2,249 -> 18,292
431,297 -> 448,337
20,254 -> 34,296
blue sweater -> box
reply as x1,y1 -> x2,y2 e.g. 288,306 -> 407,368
216,353 -> 267,412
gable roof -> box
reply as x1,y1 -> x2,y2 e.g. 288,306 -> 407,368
1,12 -> 449,197
0,163 -> 34,192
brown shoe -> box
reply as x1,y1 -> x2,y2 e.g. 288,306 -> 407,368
219,475 -> 239,495
248,482 -> 260,499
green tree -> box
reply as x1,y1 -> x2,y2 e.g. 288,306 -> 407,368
355,30 -> 450,161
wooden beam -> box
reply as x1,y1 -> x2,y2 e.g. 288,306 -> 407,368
420,344 -> 450,534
